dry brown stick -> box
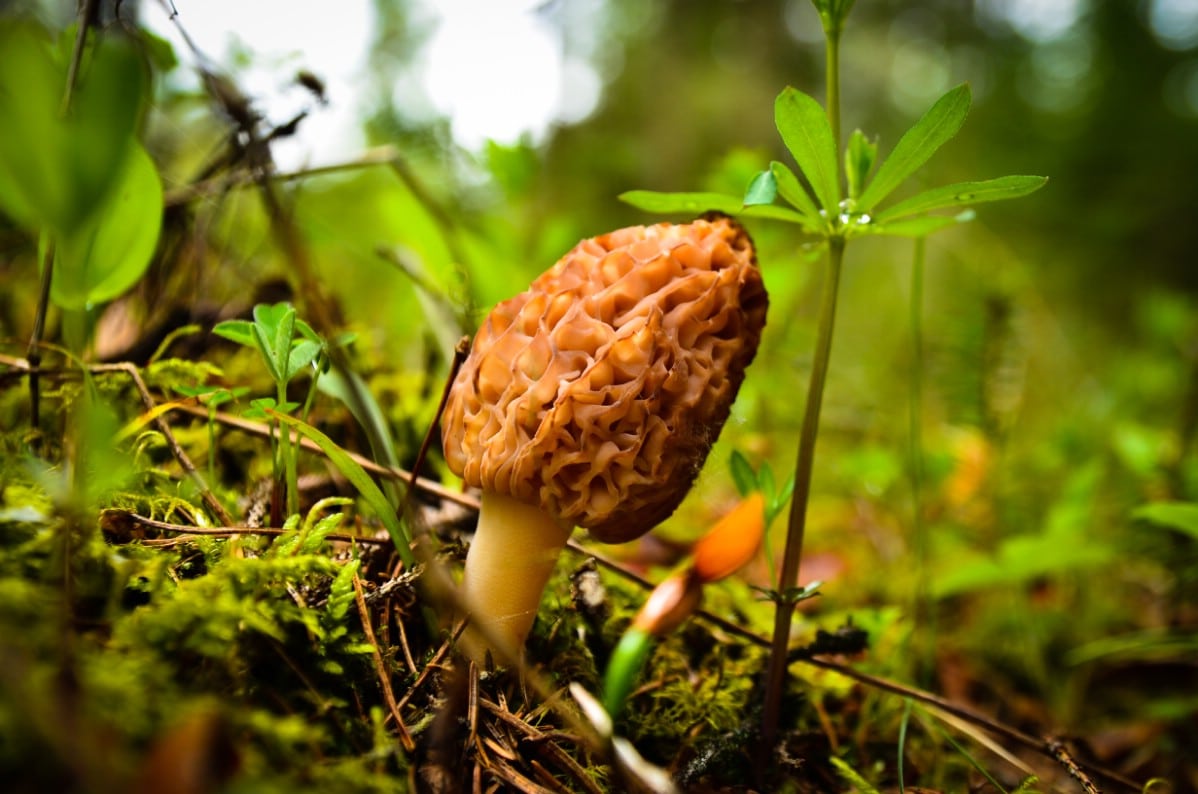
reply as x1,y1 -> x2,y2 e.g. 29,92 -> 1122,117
528,759 -> 572,794
352,573 -> 415,753
394,606 -> 418,674
1047,736 -> 1103,794
480,697 -> 605,794
485,757 -> 558,794
393,626 -> 463,713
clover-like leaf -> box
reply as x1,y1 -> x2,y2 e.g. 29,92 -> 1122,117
250,322 -> 282,383
775,86 -> 840,213
283,339 -> 323,382
856,83 -> 971,213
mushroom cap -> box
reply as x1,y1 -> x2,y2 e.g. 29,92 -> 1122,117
441,215 -> 768,543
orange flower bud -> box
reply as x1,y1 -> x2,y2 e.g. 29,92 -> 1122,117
691,491 -> 765,584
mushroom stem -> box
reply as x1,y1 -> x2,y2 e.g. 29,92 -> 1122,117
460,490 -> 572,662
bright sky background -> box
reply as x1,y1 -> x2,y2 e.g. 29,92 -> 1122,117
142,0 -> 601,169
142,0 -> 1198,169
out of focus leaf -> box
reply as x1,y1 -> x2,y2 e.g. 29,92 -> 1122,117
51,144 -> 162,309
1133,501 -> 1198,540
0,20 -> 146,233
212,320 -> 255,348
729,450 -> 756,497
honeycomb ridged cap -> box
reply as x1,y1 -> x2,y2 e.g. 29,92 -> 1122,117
441,215 -> 768,544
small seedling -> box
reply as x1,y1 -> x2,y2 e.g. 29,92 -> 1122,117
214,302 -> 329,519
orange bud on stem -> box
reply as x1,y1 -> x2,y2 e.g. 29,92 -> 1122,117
691,491 -> 766,584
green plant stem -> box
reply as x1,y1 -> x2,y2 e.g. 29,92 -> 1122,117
760,235 -> 844,748
909,237 -> 933,686
278,379 -> 298,517
826,27 -> 842,157
206,405 -> 218,488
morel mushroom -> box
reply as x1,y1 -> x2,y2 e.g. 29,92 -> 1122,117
441,215 -> 768,660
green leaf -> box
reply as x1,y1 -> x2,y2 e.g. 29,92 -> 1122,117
1133,501 -> 1198,541
771,474 -> 796,525
270,411 -> 415,568
603,628 -> 655,720
769,161 -> 823,224
857,83 -> 972,213
0,20 -> 147,233
876,175 -> 1049,222
50,144 -> 162,309
743,169 -> 777,206
740,204 -> 811,224
283,340 -> 322,382
250,322 -> 282,383
729,450 -> 756,497
844,129 -> 877,200
864,212 -> 972,238
619,190 -> 745,215
271,305 -> 297,383
774,86 -> 840,213
830,757 -> 882,794
212,319 -> 255,348
618,189 -> 810,226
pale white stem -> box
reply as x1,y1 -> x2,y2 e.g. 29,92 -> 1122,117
459,490 -> 572,663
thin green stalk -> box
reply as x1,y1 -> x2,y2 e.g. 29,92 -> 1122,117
760,235 -> 844,747
898,698 -> 913,794
206,405 -> 218,488
909,237 -> 934,686
760,1 -> 850,750
826,28 -> 842,156
278,378 -> 298,517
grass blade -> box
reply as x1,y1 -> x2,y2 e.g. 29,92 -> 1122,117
269,410 -> 414,568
